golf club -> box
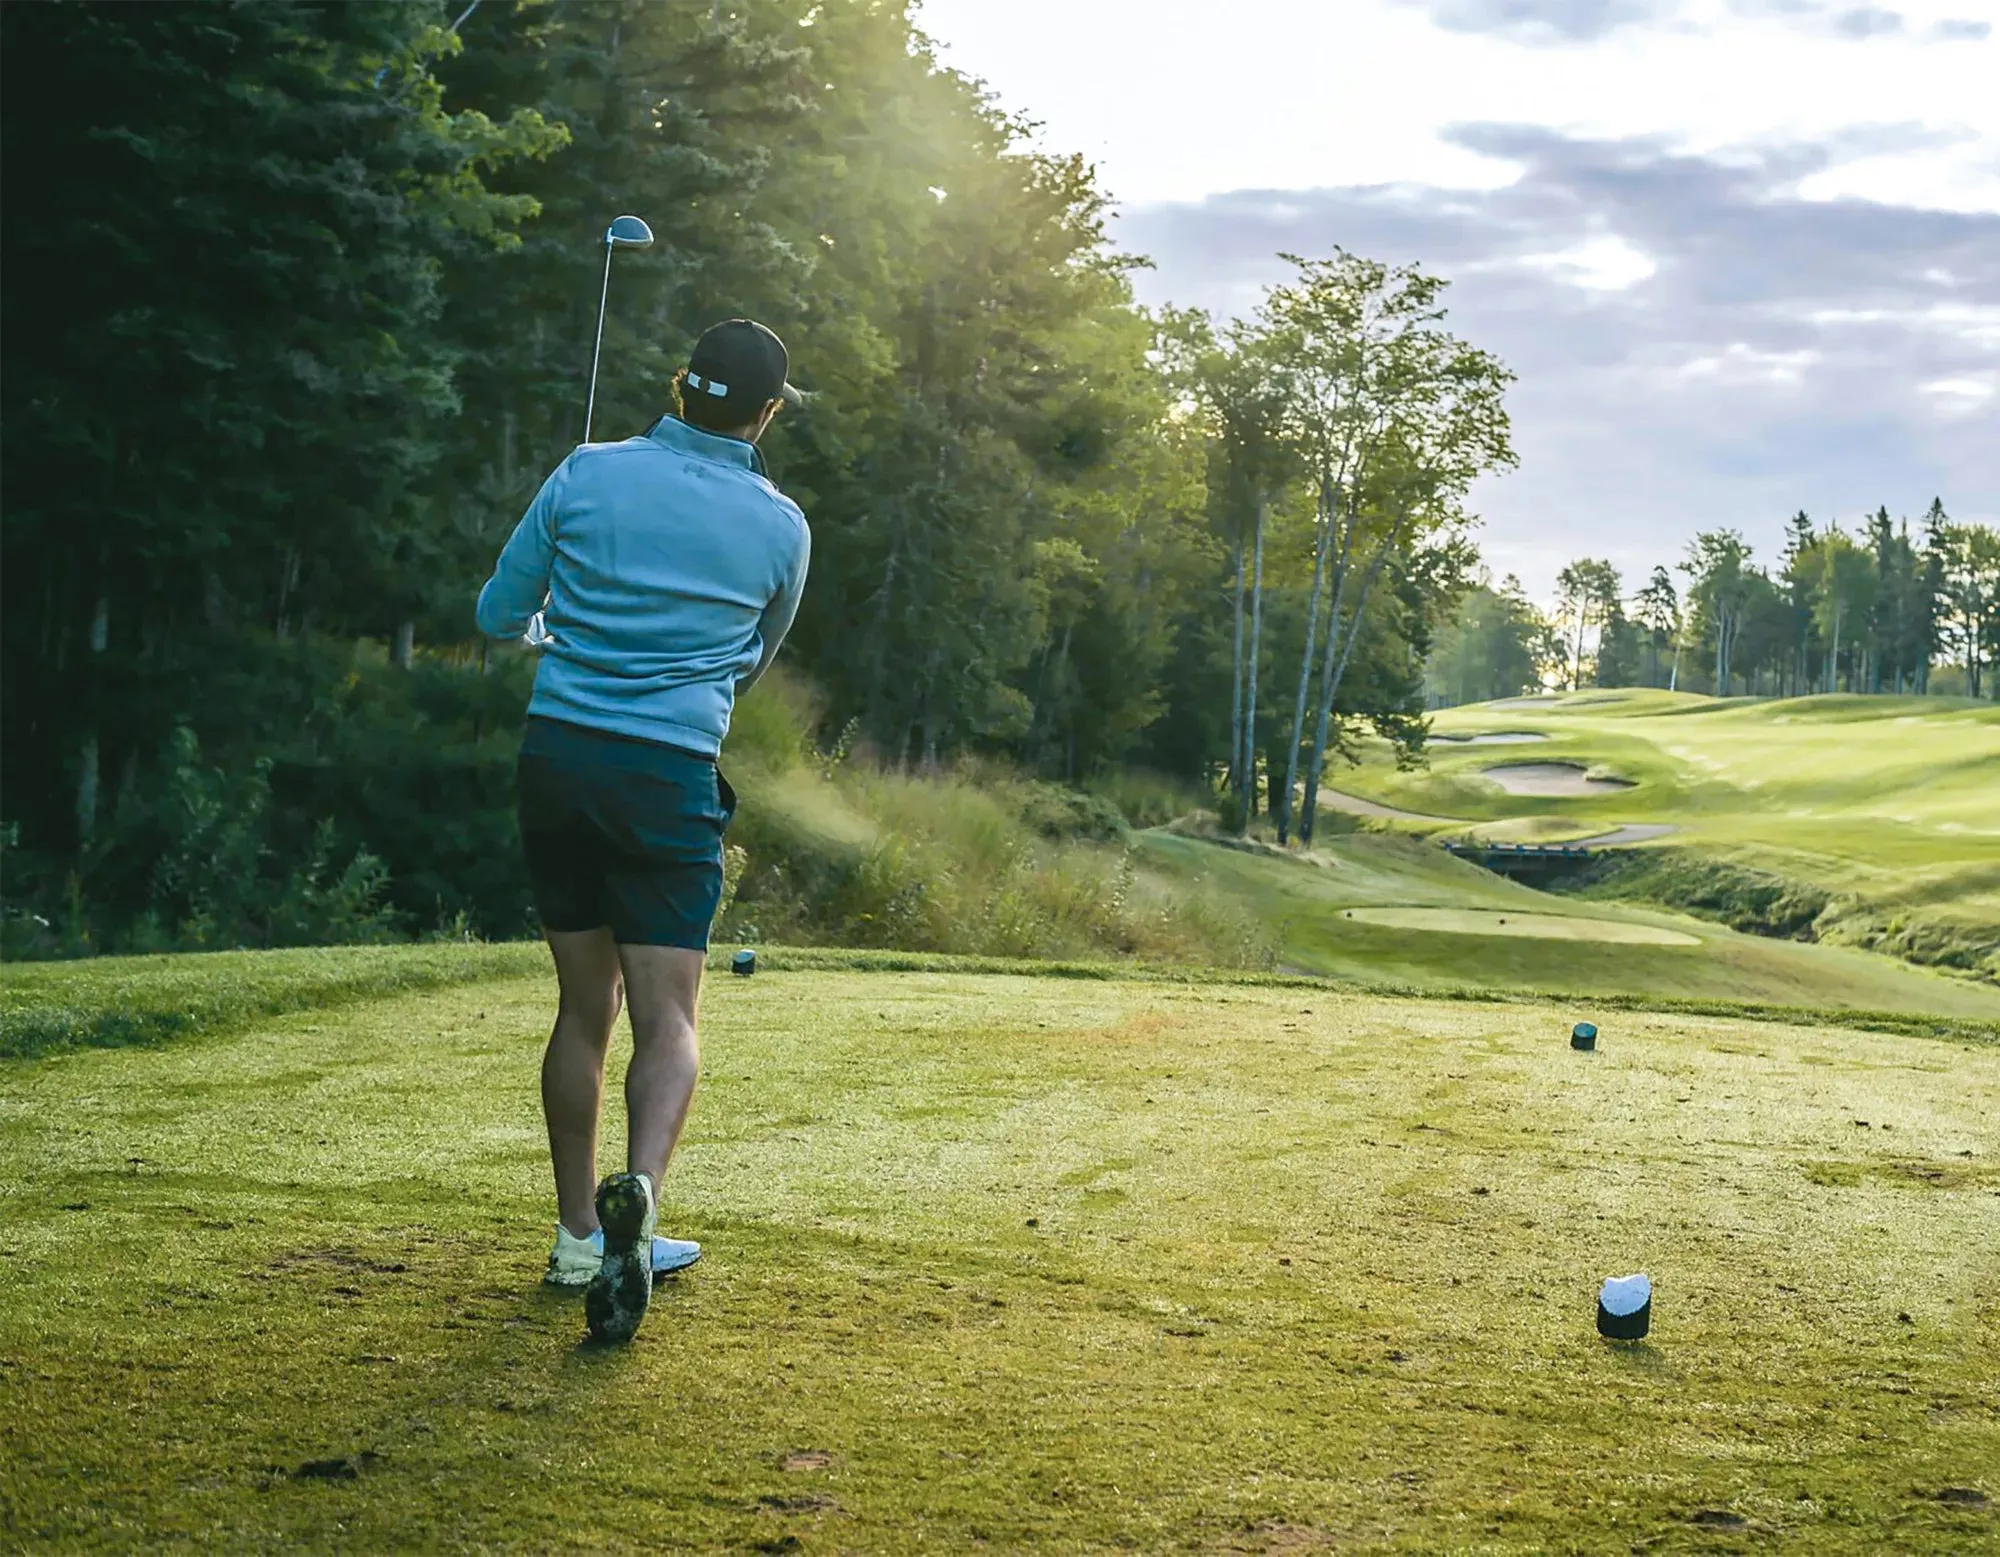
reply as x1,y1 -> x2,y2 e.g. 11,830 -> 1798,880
583,214 -> 654,443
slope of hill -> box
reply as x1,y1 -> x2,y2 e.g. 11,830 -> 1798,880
1320,692 -> 2000,978
1135,830 -> 2000,1022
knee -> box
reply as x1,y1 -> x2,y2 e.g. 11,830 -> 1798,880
630,1008 -> 698,1060
556,979 -> 623,1042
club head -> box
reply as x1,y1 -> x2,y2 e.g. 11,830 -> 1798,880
605,215 -> 654,249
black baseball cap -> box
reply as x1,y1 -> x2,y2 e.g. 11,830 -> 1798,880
683,318 -> 804,420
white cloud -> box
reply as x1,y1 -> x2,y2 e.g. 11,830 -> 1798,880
1115,129 -> 1999,593
1670,342 -> 1821,385
1515,234 -> 1659,290
1921,372 -> 1999,413
1807,302 -> 2000,349
914,0 -> 1999,591
917,0 -> 2000,209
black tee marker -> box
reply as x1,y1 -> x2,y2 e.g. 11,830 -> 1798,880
1598,1272 -> 1651,1339
1571,1022 -> 1598,1051
732,949 -> 757,977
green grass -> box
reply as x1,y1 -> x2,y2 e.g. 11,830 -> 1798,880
1136,830 -> 2000,1024
718,710 -> 1272,969
0,942 -> 547,1060
2,957 -> 1995,1551
1321,691 -> 2000,975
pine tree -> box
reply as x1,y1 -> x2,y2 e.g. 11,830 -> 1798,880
1,0 -> 558,855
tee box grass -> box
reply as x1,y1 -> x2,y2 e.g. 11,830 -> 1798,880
2,955 -> 1995,1551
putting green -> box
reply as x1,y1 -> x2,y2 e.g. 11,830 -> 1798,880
1340,905 -> 1701,945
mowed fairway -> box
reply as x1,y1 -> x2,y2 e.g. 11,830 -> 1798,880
3,963 -> 1997,1551
1326,692 -> 2000,972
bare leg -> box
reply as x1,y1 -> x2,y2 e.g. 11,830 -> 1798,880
541,928 -> 624,1237
616,944 -> 706,1192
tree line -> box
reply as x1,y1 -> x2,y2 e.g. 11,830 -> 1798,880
0,0 -> 1511,952
1429,503 -> 2000,705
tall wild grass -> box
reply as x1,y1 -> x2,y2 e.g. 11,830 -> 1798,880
719,674 -> 1269,968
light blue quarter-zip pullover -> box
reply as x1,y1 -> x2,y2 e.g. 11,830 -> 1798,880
476,415 -> 810,758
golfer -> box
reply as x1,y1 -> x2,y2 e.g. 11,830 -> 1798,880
476,319 -> 809,1343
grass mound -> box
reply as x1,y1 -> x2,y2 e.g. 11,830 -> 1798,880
2,960 -> 1994,1550
1561,847 -> 1832,940
0,942 -> 545,1060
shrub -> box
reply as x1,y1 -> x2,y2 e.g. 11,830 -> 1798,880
1083,767 -> 1210,830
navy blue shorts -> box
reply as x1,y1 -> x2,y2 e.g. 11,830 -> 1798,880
516,717 -> 737,949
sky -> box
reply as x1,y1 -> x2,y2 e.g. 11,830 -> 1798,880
914,0 -> 2000,600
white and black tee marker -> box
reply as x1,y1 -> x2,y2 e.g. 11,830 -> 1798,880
1597,1272 -> 1651,1339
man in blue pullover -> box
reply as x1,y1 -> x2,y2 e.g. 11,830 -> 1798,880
477,319 -> 809,1343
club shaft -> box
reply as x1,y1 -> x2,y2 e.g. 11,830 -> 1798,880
583,239 -> 613,443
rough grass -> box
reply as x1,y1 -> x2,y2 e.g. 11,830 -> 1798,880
721,741 -> 1272,969
2,960 -> 1994,1551
0,942 -> 545,1060
1327,691 -> 2000,976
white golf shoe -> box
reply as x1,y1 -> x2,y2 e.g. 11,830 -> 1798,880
544,1221 -> 702,1288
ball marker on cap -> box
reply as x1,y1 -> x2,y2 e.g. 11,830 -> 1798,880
1597,1272 -> 1651,1340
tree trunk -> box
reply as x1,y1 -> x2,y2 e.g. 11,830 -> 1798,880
275,543 -> 302,638
75,587 -> 110,848
1277,489 -> 1332,845
1300,513 -> 1403,845
393,620 -> 415,670
1304,543 -> 1398,838
75,736 -> 99,849
1228,534 -> 1245,801
1240,497 -> 1266,830
1297,501 -> 1364,846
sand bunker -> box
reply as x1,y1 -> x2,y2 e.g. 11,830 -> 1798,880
1431,731 -> 1549,746
1481,762 -> 1634,797
1341,907 -> 1699,946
